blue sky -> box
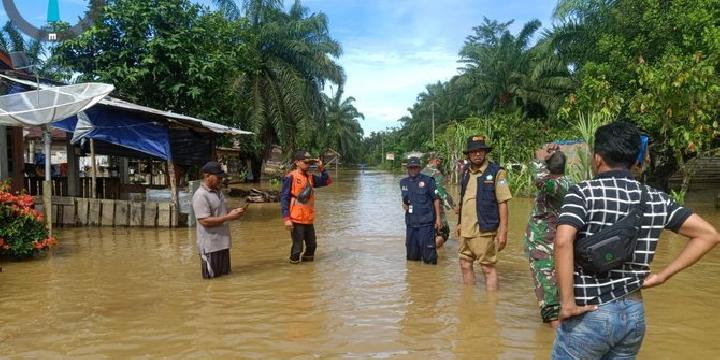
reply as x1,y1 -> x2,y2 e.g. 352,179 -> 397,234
1,0 -> 556,134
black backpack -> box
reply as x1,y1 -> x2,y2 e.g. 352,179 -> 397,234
574,185 -> 647,273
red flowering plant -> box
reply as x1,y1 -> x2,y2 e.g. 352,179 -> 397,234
0,180 -> 57,258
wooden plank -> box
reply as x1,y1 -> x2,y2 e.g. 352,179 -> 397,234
57,197 -> 76,225
77,198 -> 90,225
130,202 -> 144,226
88,199 -> 101,226
115,200 -> 130,227
170,204 -> 178,227
144,202 -> 158,227
158,203 -> 171,227
101,199 -> 115,226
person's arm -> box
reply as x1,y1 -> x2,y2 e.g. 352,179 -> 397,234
198,209 -> 242,227
434,198 -> 442,229
428,178 -> 441,226
280,175 -> 293,226
496,201 -> 509,251
312,162 -> 332,188
643,214 -> 720,288
495,169 -> 512,251
556,224 -> 598,320
194,192 -> 243,228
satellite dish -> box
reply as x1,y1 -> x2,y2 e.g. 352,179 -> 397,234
0,82 -> 114,126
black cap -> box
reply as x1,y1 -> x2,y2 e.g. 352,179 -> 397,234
294,150 -> 315,162
406,156 -> 422,167
293,150 -> 310,161
464,135 -> 493,154
201,161 -> 227,177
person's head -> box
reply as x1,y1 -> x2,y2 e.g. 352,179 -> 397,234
201,161 -> 227,189
406,156 -> 422,176
293,150 -> 316,171
593,121 -> 641,173
464,135 -> 492,167
547,151 -> 566,176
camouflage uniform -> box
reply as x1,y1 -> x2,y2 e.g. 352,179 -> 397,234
421,164 -> 455,242
523,160 -> 572,323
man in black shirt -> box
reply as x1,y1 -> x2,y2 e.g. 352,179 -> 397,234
552,121 -> 720,359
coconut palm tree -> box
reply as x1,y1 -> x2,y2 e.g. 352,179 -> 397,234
232,0 -> 344,155
322,87 -> 364,161
458,18 -> 572,117
210,0 -> 241,20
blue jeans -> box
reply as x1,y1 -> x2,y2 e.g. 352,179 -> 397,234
551,295 -> 645,359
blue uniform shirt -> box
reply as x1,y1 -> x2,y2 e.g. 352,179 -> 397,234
400,173 -> 438,228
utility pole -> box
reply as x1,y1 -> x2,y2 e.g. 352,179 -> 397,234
381,133 -> 384,164
432,102 -> 436,146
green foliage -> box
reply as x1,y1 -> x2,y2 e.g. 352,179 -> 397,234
670,189 -> 686,205
233,0 -> 344,157
322,87 -> 364,163
384,0 -> 720,193
56,0 -> 249,125
506,164 -> 536,197
52,0 -> 352,167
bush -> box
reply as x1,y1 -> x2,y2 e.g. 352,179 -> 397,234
0,181 -> 57,258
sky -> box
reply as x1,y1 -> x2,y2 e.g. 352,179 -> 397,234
1,0 -> 556,134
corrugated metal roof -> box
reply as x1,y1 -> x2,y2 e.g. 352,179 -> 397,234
0,74 -> 253,136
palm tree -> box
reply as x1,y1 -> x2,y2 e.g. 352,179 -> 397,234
211,0 -> 241,20
0,22 -> 41,68
232,0 -> 344,156
322,87 -> 364,161
458,18 -> 572,117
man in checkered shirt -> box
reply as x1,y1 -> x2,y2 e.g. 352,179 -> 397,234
552,122 -> 720,359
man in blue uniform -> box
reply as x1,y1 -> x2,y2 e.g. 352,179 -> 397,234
400,156 -> 443,264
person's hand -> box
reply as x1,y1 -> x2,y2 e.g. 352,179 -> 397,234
642,273 -> 667,289
495,232 -> 508,252
316,159 -> 324,169
435,235 -> 444,248
455,226 -> 462,239
559,304 -> 599,322
284,219 -> 294,231
535,143 -> 559,161
402,203 -> 409,211
227,207 -> 245,220
453,207 -> 459,215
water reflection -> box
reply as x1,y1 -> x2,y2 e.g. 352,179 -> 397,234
1,170 -> 718,358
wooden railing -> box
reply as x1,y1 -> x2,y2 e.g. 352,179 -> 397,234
34,196 -> 184,227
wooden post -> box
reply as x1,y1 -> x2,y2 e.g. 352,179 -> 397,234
0,126 -> 7,180
90,139 -> 97,199
43,127 -> 53,235
167,160 -> 178,227
66,139 -> 79,196
10,127 -> 24,194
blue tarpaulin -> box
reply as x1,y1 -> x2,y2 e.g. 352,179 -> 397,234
53,106 -> 172,160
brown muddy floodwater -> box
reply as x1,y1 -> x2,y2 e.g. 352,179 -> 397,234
2,170 -> 720,359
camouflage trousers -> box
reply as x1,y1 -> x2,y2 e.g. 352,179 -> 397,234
523,219 -> 560,323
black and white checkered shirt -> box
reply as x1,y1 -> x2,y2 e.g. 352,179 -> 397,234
558,169 -> 693,305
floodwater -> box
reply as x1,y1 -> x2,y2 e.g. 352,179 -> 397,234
1,170 -> 719,359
